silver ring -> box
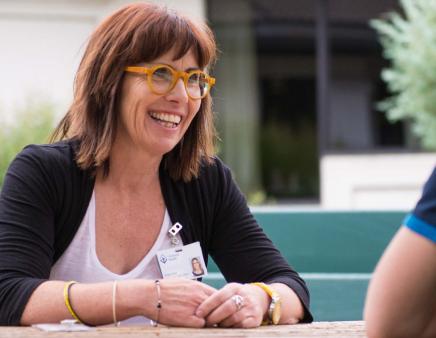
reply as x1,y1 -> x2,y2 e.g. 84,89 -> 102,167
231,294 -> 244,311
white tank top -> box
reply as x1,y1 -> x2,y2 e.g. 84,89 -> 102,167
50,191 -> 182,325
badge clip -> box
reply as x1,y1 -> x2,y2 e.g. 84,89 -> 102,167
168,222 -> 182,246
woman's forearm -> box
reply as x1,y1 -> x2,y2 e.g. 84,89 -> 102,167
20,279 -> 155,326
271,283 -> 305,324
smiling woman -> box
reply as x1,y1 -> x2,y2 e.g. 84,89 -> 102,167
0,2 -> 312,328
51,3 -> 216,182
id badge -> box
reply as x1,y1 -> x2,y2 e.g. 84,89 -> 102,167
157,241 -> 207,279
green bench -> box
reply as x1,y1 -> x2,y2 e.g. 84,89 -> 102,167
203,210 -> 406,321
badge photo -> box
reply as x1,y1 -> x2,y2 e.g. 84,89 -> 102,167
157,242 -> 207,279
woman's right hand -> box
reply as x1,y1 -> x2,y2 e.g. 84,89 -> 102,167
149,278 -> 217,327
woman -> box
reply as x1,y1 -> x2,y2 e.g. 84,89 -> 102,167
365,168 -> 436,338
191,258 -> 204,277
0,3 -> 312,328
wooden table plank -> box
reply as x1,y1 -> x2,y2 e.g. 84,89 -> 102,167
0,321 -> 366,337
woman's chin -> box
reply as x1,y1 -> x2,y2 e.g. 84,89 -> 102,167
147,142 -> 180,157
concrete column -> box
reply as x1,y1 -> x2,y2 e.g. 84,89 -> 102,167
212,0 -> 261,196
316,0 -> 330,155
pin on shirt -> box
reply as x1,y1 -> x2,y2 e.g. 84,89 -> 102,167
168,222 -> 182,246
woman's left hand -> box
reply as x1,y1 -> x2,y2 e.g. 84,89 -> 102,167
195,282 -> 270,328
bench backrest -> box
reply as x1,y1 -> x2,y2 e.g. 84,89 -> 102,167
203,210 -> 406,321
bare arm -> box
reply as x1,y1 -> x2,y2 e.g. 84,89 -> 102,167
21,278 -> 216,327
21,280 -> 150,326
364,226 -> 436,338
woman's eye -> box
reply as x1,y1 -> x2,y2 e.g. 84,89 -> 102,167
188,74 -> 200,83
152,68 -> 173,82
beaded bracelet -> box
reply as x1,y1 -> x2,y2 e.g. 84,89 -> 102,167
154,280 -> 162,327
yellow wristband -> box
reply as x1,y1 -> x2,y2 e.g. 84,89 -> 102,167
63,281 -> 84,324
251,282 -> 281,325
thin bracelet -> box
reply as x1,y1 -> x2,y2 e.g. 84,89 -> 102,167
154,280 -> 162,327
64,281 -> 84,324
112,281 -> 120,327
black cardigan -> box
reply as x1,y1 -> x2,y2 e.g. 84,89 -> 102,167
0,140 -> 312,325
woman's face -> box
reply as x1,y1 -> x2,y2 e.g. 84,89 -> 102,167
192,259 -> 201,270
117,48 -> 202,158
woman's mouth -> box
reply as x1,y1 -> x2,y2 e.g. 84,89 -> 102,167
149,111 -> 181,129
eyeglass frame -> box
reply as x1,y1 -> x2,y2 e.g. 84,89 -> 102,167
124,64 -> 216,100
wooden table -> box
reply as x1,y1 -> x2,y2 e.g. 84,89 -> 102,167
1,321 -> 366,337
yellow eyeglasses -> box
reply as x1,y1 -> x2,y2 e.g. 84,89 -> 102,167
124,64 -> 216,100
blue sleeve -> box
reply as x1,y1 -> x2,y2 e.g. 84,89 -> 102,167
404,167 -> 436,243
404,214 -> 436,243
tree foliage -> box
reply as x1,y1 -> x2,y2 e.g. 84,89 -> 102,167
371,0 -> 436,149
0,102 -> 55,186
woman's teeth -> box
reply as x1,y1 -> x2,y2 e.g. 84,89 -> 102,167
149,111 -> 181,128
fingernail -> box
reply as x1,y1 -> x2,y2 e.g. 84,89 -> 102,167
196,310 -> 203,317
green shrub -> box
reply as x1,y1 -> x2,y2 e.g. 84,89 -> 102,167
371,0 -> 436,149
0,102 -> 55,187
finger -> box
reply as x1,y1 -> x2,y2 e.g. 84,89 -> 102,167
182,315 -> 206,328
205,296 -> 241,326
196,284 -> 237,318
234,316 -> 258,329
196,291 -> 232,319
169,316 -> 206,328
217,310 -> 247,328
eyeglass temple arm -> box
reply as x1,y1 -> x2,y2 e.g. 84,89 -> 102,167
124,66 -> 149,74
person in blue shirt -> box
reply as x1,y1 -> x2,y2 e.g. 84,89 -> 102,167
365,167 -> 436,338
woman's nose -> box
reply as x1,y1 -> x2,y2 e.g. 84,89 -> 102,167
166,78 -> 189,103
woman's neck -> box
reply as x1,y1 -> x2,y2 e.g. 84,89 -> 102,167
99,137 -> 162,191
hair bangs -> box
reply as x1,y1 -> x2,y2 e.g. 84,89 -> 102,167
128,6 -> 215,68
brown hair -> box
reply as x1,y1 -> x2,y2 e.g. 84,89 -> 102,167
51,2 -> 217,181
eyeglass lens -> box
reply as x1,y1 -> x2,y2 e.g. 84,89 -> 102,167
150,67 -> 210,98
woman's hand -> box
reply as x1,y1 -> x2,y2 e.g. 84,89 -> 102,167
154,278 -> 217,327
195,282 -> 270,328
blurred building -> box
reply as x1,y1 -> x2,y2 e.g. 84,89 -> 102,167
0,0 -> 205,118
0,0 -> 434,210
208,0 -> 435,210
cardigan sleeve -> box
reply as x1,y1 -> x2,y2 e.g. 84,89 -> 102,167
208,158 -> 313,322
0,145 -> 58,325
